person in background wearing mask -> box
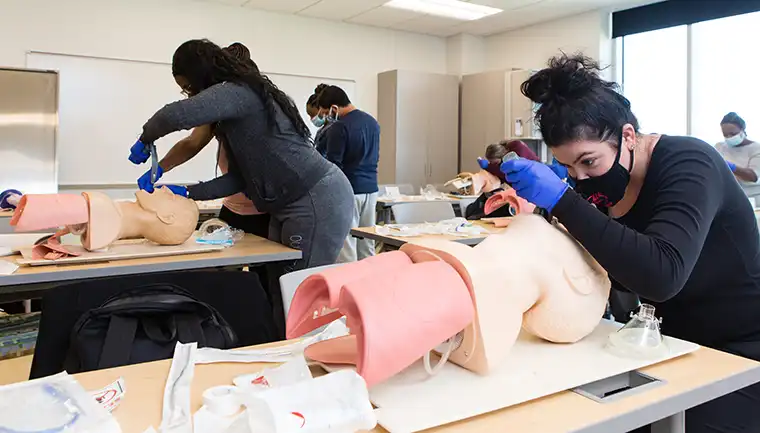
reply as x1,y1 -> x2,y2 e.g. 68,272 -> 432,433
716,112 -> 760,184
305,84 -> 332,157
317,85 -> 380,263
500,54 -> 760,432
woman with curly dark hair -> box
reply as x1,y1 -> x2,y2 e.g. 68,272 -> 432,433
500,53 -> 760,432
128,39 -> 354,334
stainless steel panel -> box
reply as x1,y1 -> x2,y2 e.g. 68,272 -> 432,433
0,68 -> 58,194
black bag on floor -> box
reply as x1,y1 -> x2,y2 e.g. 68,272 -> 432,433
63,283 -> 237,372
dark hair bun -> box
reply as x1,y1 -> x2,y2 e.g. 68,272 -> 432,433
521,53 -> 606,105
314,83 -> 328,94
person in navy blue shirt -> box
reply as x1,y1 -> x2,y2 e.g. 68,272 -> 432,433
317,85 -> 380,262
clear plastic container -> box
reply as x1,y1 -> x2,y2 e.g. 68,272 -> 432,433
606,304 -> 669,360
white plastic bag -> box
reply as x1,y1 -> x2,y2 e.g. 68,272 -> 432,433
241,370 -> 376,433
0,372 -> 121,433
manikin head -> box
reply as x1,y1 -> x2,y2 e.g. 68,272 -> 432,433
131,187 -> 199,245
401,214 -> 610,375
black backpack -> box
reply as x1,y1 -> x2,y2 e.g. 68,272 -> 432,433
64,283 -> 237,373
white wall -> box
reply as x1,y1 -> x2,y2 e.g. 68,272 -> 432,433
0,0 -> 448,118
484,11 -> 613,73
446,34 -> 486,77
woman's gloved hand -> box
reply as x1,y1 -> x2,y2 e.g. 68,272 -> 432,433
548,160 -> 569,179
160,185 -> 188,198
129,140 -> 150,164
726,160 -> 737,172
137,165 -> 164,192
501,159 -> 568,212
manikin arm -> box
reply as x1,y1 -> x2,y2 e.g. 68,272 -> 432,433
159,125 -> 214,172
140,82 -> 254,144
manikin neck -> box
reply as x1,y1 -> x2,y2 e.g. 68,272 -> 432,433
116,201 -> 155,239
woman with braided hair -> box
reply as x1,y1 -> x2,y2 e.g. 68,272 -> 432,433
129,39 -> 354,335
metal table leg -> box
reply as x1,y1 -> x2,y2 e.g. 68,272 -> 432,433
651,411 -> 685,433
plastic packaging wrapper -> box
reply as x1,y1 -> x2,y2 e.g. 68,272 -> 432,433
233,355 -> 313,392
237,370 -> 377,433
196,219 -> 244,247
420,184 -> 446,200
0,371 -> 121,433
375,217 -> 490,237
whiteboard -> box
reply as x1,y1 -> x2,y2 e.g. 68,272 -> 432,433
26,52 -> 355,186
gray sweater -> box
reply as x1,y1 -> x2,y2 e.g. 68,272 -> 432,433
140,82 -> 334,213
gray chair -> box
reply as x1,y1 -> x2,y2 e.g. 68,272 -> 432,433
391,201 -> 456,224
279,263 -> 341,321
379,184 -> 414,196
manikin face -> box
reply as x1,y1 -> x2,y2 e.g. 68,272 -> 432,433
551,124 -> 636,181
134,187 -> 199,244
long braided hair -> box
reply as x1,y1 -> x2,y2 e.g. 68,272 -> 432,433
172,39 -> 310,139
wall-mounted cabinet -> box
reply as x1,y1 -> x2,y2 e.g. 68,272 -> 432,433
377,70 -> 459,189
460,69 -> 546,174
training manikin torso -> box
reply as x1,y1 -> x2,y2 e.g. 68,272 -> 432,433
10,187 -> 199,259
286,214 -> 611,387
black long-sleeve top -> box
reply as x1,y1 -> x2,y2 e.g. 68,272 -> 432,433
552,135 -> 760,351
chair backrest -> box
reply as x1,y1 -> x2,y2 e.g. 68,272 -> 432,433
456,198 -> 477,217
280,263 -> 342,321
379,184 -> 414,196
391,202 -> 456,224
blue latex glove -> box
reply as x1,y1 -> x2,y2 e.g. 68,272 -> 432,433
477,157 -> 489,170
726,160 -> 737,172
161,185 -> 188,197
129,140 -> 150,164
501,159 -> 569,212
548,160 -> 568,179
137,165 -> 164,192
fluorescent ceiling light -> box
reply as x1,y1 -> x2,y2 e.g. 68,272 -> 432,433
384,0 -> 502,21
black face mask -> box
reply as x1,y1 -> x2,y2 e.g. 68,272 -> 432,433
572,132 -> 634,208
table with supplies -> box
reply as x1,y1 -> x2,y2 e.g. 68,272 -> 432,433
0,336 -> 758,433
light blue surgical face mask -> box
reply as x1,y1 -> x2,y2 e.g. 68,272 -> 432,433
311,115 -> 325,128
726,131 -> 747,147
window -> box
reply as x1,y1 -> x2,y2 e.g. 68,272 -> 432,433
691,11 -> 760,145
621,26 -> 688,136
619,11 -> 760,145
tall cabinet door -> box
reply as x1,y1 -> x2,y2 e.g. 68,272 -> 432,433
426,73 -> 460,185
394,71 -> 429,189
460,70 -> 509,173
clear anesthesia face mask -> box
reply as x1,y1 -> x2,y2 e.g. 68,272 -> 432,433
606,303 -> 668,360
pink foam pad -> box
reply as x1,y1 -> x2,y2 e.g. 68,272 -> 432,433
336,260 -> 474,387
286,251 -> 413,339
484,189 -> 535,216
10,194 -> 88,232
32,232 -> 81,260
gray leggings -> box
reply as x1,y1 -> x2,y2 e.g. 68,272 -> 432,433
266,167 -> 354,336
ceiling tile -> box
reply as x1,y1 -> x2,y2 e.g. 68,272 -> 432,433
241,0 -> 320,13
298,0 -> 389,20
347,6 -> 424,27
202,0 -> 249,6
389,14 -> 464,33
